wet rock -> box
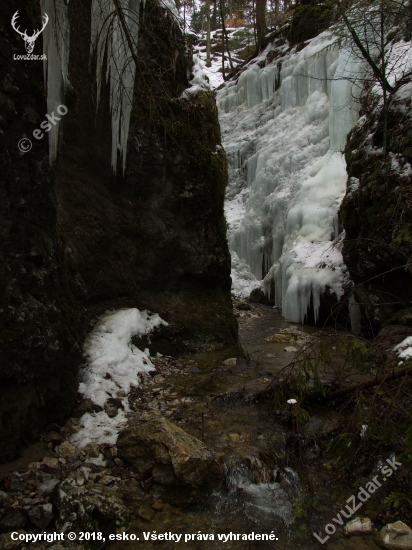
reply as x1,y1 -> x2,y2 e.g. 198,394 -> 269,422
117,412 -> 223,489
137,503 -> 155,521
0,531 -> 25,550
377,521 -> 412,550
57,441 -> 77,459
223,358 -> 237,366
0,511 -> 27,533
56,478 -> 128,540
344,517 -> 373,535
28,503 -> 53,529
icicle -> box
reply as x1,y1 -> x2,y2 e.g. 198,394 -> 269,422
41,0 -> 70,165
90,0 -> 144,174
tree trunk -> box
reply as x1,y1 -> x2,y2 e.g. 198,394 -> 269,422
206,0 -> 211,67
256,0 -> 267,52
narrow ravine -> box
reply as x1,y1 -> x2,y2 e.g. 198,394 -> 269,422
105,304 -> 375,550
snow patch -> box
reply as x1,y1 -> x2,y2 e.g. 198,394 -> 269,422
394,336 -> 412,362
71,308 -> 167,448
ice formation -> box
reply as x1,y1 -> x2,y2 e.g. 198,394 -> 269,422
41,0 -> 70,165
71,308 -> 167,448
91,0 -> 145,174
180,55 -> 211,98
217,34 -> 363,323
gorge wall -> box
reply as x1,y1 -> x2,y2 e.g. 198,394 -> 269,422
0,0 -> 235,462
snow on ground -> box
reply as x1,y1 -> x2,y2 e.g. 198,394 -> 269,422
394,336 -> 412,364
71,308 -> 167,448
217,34 -> 362,323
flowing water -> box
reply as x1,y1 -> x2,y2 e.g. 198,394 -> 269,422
109,304 -> 378,550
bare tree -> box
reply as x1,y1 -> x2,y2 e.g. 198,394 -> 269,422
256,0 -> 266,52
337,0 -> 412,153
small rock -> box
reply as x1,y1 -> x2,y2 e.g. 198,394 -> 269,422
104,403 -> 118,418
377,521 -> 412,550
102,446 -> 118,461
228,433 -> 240,443
41,457 -> 60,470
237,302 -> 251,311
64,418 -> 80,435
0,511 -> 27,533
284,346 -> 298,353
114,458 -> 125,467
223,358 -> 237,366
8,479 -> 26,492
188,367 -> 200,373
57,441 -> 76,459
84,443 -> 101,458
28,503 -> 53,529
344,517 -> 372,535
0,530 -> 25,550
37,477 -> 60,496
137,503 -> 155,521
43,431 -> 64,447
151,499 -> 164,511
72,398 -> 96,418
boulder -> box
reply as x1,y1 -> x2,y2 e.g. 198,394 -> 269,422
344,517 -> 373,535
28,503 -> 53,529
56,477 -> 128,543
117,413 -> 223,489
376,521 -> 412,550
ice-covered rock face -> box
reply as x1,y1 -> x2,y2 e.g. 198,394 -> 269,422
218,34 -> 363,324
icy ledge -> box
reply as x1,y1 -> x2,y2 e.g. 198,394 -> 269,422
70,308 -> 167,448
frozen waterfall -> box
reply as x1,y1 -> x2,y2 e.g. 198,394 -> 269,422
217,33 -> 363,324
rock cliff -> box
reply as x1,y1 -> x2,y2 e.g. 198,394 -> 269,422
340,83 -> 412,333
0,0 -> 235,462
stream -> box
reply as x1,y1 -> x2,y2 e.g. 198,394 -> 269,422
109,303 -> 377,550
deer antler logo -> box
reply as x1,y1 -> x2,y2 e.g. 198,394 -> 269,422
11,11 -> 49,54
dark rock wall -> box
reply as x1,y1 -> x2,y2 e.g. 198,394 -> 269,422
0,0 -> 235,460
0,0 -> 84,462
340,85 -> 412,333
58,0 -> 236,346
